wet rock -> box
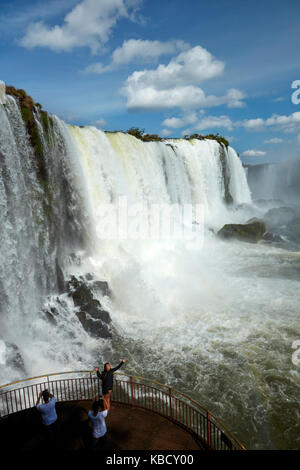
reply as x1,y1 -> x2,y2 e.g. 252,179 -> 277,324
264,206 -> 296,228
262,232 -> 283,243
4,342 -> 26,372
92,280 -> 111,297
67,275 -> 112,339
218,219 -> 266,243
219,145 -> 233,205
75,311 -> 111,338
55,258 -> 65,294
42,305 -> 59,325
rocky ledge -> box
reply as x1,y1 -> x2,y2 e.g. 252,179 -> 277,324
217,218 -> 266,243
67,275 -> 112,339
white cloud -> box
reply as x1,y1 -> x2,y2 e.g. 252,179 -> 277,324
83,38 -> 189,74
122,45 -> 245,111
162,113 -> 197,129
161,128 -> 173,137
124,45 -> 224,92
124,84 -> 245,111
241,150 -> 267,157
20,0 -> 141,53
240,118 -> 265,130
183,115 -> 234,134
161,109 -> 300,141
112,39 -> 188,65
264,137 -> 283,144
0,0 -> 78,33
265,112 -> 300,131
93,118 -> 106,128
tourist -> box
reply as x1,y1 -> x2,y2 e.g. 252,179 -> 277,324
94,359 -> 126,407
88,398 -> 109,449
36,389 -> 58,444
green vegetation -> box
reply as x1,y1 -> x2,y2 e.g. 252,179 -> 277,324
127,127 -> 163,142
185,132 -> 229,148
126,127 -> 229,147
6,85 -> 55,177
40,110 -> 54,144
6,85 -> 55,216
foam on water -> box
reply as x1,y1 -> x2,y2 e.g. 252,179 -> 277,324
0,108 -> 299,449
62,126 -> 300,449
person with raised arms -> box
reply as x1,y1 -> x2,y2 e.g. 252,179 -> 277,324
94,359 -> 126,408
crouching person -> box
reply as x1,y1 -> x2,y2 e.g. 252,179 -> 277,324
88,398 -> 109,450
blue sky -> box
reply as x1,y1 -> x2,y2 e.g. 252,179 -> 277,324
1,0 -> 300,164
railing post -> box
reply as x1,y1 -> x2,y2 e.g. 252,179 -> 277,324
130,376 -> 135,407
207,411 -> 211,448
168,387 -> 173,419
90,372 -> 94,400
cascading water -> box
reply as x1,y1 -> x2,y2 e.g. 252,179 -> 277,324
0,93 -> 299,450
0,95 -> 96,381
247,159 -> 300,204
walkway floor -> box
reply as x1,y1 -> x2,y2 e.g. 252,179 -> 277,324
0,401 -> 205,451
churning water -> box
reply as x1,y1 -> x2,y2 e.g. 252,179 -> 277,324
0,96 -> 299,449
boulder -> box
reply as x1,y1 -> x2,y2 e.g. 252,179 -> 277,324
67,275 -> 112,339
218,219 -> 266,243
42,305 -> 59,325
262,231 -> 283,243
75,311 -> 111,339
264,206 -> 295,228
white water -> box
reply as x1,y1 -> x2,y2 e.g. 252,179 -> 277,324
0,102 -> 299,449
61,126 -> 299,449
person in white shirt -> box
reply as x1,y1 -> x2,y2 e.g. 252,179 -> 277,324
88,398 -> 109,449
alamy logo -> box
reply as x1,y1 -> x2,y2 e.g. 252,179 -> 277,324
291,80 -> 300,104
94,196 -> 205,250
291,340 -> 300,365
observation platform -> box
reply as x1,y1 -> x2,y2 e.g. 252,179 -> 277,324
0,371 -> 245,451
0,401 -> 203,450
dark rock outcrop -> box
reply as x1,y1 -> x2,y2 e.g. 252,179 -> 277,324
42,305 -> 59,326
262,231 -> 283,243
67,275 -> 112,338
2,342 -> 26,373
219,145 -> 234,205
218,219 -> 266,243
55,258 -> 66,294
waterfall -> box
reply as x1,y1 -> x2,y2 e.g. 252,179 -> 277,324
2,94 -> 300,449
0,94 -> 251,382
0,96 -> 90,381
247,159 -> 300,203
65,128 -> 251,234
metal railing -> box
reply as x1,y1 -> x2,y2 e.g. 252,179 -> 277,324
0,371 -> 245,450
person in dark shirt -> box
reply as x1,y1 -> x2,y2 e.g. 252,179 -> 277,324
94,359 -> 126,408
